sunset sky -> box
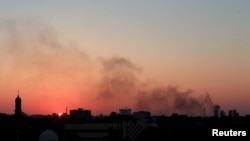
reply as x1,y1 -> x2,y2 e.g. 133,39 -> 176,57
0,1 -> 249,116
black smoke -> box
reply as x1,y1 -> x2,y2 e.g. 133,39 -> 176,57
0,18 -> 217,116
97,56 -> 141,98
97,56 -> 216,116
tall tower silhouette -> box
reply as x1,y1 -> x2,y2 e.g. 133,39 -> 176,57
15,90 -> 22,116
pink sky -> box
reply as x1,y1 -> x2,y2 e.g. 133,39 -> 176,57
0,1 -> 250,116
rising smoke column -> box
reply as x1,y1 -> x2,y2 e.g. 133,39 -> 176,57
96,56 -> 216,116
0,18 -> 217,116
135,84 -> 215,116
96,56 -> 142,111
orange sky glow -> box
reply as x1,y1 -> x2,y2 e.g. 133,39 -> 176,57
0,1 -> 250,116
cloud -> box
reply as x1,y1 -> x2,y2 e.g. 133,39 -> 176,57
135,84 -> 214,116
96,56 -> 216,116
0,18 -> 217,116
96,56 -> 141,102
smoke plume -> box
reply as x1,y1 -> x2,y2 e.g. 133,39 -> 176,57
97,57 -> 141,99
0,18 -> 216,116
96,56 -> 215,116
135,85 -> 214,116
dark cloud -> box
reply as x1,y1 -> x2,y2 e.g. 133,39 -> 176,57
97,56 -> 141,99
0,18 -> 217,116
135,85 -> 215,116
96,56 -> 216,116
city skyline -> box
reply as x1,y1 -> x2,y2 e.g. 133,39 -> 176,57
0,1 -> 250,115
0,92 -> 245,118
2,96 -> 249,140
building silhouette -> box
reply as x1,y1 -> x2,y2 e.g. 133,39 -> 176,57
213,105 -> 220,117
220,110 -> 226,117
119,108 -> 132,116
15,91 -> 22,117
70,108 -> 91,123
0,90 -> 249,140
228,109 -> 239,118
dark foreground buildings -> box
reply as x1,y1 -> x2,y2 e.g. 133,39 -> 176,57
0,95 -> 250,140
1,110 -> 250,140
